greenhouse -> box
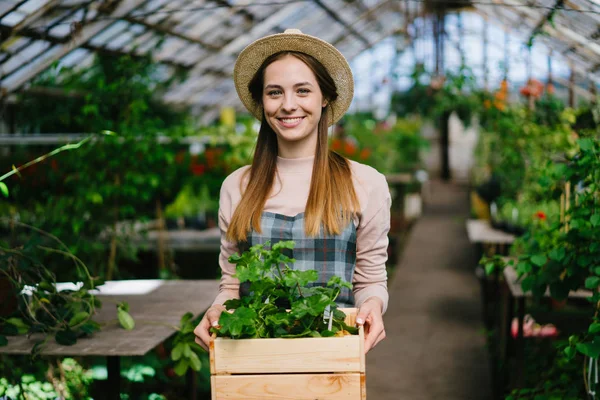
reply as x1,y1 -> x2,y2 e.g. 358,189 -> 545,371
0,0 -> 599,399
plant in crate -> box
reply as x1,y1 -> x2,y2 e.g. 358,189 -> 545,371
213,241 -> 357,339
209,241 -> 366,399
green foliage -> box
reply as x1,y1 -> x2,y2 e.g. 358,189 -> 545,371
476,105 -> 577,201
170,312 -> 204,376
509,139 -> 600,373
213,241 -> 357,339
341,114 -> 428,174
3,53 -> 194,281
391,64 -> 482,127
478,255 -> 511,276
0,357 -> 93,399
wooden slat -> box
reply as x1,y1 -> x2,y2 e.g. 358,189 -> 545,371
213,334 -> 362,374
212,373 -> 363,399
210,308 -> 363,375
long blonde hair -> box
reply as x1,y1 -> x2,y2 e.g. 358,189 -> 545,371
227,51 -> 360,242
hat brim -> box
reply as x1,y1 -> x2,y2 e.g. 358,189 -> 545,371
233,32 -> 354,126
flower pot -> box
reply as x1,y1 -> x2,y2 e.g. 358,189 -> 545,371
209,308 -> 366,399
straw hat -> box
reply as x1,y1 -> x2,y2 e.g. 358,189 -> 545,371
233,29 -> 354,126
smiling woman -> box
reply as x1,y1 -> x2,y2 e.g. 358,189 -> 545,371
194,29 -> 391,355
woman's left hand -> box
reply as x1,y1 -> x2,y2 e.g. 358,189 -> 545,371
356,297 -> 386,353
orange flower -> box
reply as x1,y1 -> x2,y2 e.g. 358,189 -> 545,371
500,80 -> 509,92
493,100 -> 506,111
535,211 -> 547,220
359,148 -> 371,160
343,141 -> 357,156
331,139 -> 342,151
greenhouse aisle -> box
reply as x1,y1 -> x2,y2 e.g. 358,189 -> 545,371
367,180 -> 492,400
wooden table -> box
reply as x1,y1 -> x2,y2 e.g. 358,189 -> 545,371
467,219 -> 516,331
466,219 -> 515,246
0,279 -> 220,399
132,227 -> 221,252
502,266 -> 591,387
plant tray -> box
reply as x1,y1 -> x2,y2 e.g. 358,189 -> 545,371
209,308 -> 366,399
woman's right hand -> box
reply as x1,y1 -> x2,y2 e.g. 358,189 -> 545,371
194,304 -> 226,351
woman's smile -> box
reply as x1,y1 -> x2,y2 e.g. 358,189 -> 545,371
277,116 -> 305,128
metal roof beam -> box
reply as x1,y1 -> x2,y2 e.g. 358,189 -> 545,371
1,0 -> 148,94
122,15 -> 220,52
312,0 -> 371,47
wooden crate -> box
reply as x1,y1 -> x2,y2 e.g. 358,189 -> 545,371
210,308 -> 366,399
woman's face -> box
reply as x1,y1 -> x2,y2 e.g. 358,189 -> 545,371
262,55 -> 326,156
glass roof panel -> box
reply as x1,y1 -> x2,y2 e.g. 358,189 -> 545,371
59,47 -> 90,68
2,40 -> 51,76
89,21 -> 130,46
0,2 -> 20,17
16,0 -> 51,14
1,10 -> 27,26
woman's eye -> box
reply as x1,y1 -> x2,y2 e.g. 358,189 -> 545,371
298,88 -> 310,94
267,90 -> 282,96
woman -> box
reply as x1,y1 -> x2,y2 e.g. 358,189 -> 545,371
194,29 -> 390,354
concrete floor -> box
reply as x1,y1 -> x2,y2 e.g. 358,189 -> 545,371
366,181 -> 493,400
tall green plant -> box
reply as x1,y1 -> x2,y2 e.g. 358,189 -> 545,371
6,53 -> 194,281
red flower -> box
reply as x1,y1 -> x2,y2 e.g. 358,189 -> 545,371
359,148 -> 371,160
535,211 -> 547,220
343,141 -> 357,156
191,163 -> 206,176
331,139 -> 342,151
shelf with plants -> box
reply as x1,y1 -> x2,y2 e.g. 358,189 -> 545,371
473,78 -> 600,397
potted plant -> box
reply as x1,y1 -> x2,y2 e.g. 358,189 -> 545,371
210,241 -> 365,399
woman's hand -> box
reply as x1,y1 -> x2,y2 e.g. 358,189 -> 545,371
356,297 -> 386,353
194,304 -> 226,352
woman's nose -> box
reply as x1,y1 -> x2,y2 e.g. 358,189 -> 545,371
281,95 -> 298,112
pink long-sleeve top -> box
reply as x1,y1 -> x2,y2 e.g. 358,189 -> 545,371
212,155 -> 391,313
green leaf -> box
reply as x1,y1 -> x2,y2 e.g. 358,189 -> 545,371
589,323 -> 600,334
6,318 -> 29,335
0,182 -> 8,198
235,264 -> 262,283
283,270 -> 318,288
183,343 -> 192,358
118,309 -> 135,330
188,351 -> 201,371
173,359 -> 189,376
117,301 -> 130,313
578,138 -> 594,151
80,320 -> 101,335
577,340 -> 600,358
585,277 -> 600,290
69,312 -> 90,327
218,307 -> 256,338
530,254 -> 547,267
592,215 -> 600,227
0,335 -> 7,346
549,248 -> 565,262
485,262 -> 495,276
564,346 -> 576,360
180,312 -> 194,326
272,241 -> 295,251
55,330 -> 77,346
171,343 -> 183,361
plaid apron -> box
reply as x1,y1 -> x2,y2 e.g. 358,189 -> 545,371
240,211 -> 357,307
